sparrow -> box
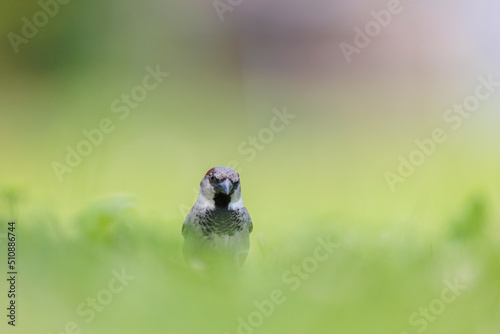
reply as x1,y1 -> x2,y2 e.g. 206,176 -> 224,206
182,166 -> 253,268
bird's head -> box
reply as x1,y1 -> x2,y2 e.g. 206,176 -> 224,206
198,166 -> 242,208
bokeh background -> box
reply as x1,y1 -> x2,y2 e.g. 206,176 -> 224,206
1,0 -> 499,333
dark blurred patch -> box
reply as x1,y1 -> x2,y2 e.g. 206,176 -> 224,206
1,1 -> 115,73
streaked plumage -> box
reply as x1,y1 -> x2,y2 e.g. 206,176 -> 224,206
182,167 -> 252,268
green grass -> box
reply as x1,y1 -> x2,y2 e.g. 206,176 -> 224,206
1,192 -> 499,334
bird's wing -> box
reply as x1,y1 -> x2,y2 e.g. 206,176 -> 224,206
182,209 -> 197,239
237,207 -> 253,233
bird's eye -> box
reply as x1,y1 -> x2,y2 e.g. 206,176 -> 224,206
209,173 -> 216,181
234,180 -> 239,186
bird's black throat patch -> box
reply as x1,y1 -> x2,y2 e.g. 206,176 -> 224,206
214,193 -> 231,207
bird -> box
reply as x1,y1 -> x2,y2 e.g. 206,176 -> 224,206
182,166 -> 253,269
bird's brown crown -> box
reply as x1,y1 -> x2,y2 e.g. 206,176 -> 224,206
204,166 -> 239,183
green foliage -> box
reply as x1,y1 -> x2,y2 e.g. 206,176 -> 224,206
10,197 -> 500,334
449,195 -> 488,241
0,185 -> 23,221
75,195 -> 138,245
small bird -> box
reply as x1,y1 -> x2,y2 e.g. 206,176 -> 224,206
182,166 -> 253,268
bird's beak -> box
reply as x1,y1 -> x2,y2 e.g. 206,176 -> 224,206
217,179 -> 233,195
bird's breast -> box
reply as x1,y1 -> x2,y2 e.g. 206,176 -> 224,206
198,206 -> 244,237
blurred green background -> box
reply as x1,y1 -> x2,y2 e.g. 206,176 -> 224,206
1,0 -> 500,333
